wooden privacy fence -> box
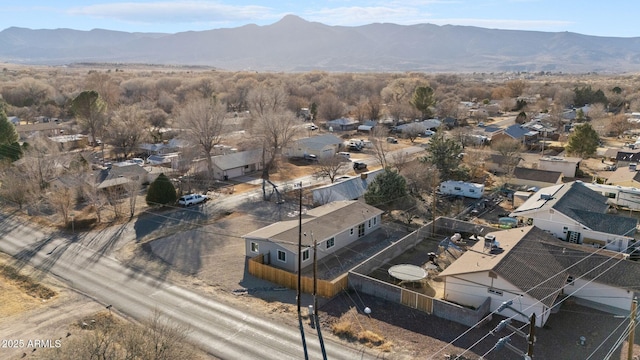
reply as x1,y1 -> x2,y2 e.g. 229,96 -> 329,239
248,254 -> 348,298
401,288 -> 434,314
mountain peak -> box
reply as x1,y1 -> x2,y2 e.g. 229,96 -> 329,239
273,14 -> 309,26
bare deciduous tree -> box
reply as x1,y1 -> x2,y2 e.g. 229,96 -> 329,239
402,122 -> 425,143
390,151 -> 413,173
315,155 -> 348,183
49,187 -> 76,226
0,167 -> 35,210
178,98 -> 226,176
106,104 -> 147,160
247,86 -> 299,200
317,92 -> 346,121
19,136 -> 60,191
369,126 -> 391,168
492,137 -> 524,177
83,178 -> 106,224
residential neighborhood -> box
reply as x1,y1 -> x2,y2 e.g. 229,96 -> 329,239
4,62 -> 640,359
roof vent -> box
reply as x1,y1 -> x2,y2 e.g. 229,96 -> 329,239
540,193 -> 553,200
484,234 -> 496,251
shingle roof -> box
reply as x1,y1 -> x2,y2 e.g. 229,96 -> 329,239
296,134 -> 343,151
504,124 -> 533,139
552,182 -> 610,217
569,209 -> 637,236
541,241 -> 640,291
312,169 -> 383,204
212,149 -> 262,170
440,226 -> 567,308
242,200 -> 383,252
513,167 -> 562,184
616,150 -> 640,162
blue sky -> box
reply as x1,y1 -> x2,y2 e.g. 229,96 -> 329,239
0,1 -> 638,37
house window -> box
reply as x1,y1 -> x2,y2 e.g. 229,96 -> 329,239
373,217 -> 377,225
563,226 -> 568,233
326,238 -> 335,249
250,242 -> 259,253
302,249 -> 310,261
454,186 -> 461,190
469,189 -> 475,193
358,224 -> 365,237
350,228 -> 354,235
277,250 -> 286,262
368,219 -> 371,228
566,276 -> 574,285
488,288 -> 503,296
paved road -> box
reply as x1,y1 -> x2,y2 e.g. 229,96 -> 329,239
0,213 -> 379,360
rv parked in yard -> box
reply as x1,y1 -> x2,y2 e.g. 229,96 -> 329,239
439,180 -> 485,199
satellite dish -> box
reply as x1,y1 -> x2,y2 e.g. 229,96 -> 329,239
364,307 -> 371,314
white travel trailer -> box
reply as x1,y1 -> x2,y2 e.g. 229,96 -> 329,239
439,181 -> 485,199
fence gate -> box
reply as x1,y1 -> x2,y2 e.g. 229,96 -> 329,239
400,288 -> 433,314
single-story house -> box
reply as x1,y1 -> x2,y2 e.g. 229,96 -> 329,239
442,117 -> 459,129
485,154 -> 522,174
439,226 -> 640,327
326,118 -> 359,131
538,156 -> 581,178
598,166 -> 640,187
96,164 -> 149,191
285,134 -> 343,159
139,138 -> 190,155
421,119 -> 442,130
510,167 -> 563,189
147,152 -> 180,167
15,122 -> 67,138
615,149 -> 640,167
48,134 -> 88,150
509,181 -> 638,252
491,124 -> 538,143
357,120 -> 377,133
312,170 -> 383,205
8,116 -> 20,125
211,149 -> 263,180
243,200 -> 384,273
440,226 -> 568,327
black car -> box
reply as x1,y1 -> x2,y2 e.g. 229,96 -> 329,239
353,162 -> 367,170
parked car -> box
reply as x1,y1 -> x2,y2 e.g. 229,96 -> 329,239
386,137 -> 398,144
130,158 -> 144,166
337,152 -> 351,160
348,144 -> 362,152
353,162 -> 368,170
423,130 -> 435,137
307,123 -> 318,130
304,154 -> 318,162
178,194 -> 208,206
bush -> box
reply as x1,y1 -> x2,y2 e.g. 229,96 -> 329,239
146,173 -> 177,206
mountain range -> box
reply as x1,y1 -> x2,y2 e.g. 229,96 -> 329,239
1,15 -> 640,73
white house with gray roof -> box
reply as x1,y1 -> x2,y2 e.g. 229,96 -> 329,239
312,169 -> 383,205
243,200 -> 383,273
439,226 -> 640,327
211,149 -> 263,180
284,134 -> 343,159
509,181 -> 638,252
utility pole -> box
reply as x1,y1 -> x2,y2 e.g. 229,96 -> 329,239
312,232 -> 328,360
628,298 -> 637,360
295,182 -> 309,360
527,313 -> 536,358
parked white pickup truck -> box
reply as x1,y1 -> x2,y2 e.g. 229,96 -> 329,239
178,194 -> 208,206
